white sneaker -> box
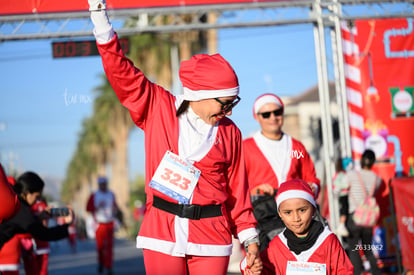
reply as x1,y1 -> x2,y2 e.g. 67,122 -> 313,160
337,223 -> 349,237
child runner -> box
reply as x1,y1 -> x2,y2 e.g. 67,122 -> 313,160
261,179 -> 353,274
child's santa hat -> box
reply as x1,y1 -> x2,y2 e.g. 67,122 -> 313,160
253,93 -> 284,115
276,179 -> 316,210
179,54 -> 239,101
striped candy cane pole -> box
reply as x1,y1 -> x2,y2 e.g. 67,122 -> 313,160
341,22 -> 365,162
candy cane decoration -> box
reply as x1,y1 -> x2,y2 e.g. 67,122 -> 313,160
341,21 -> 365,161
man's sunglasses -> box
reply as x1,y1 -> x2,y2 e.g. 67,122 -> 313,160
258,108 -> 284,119
214,96 -> 241,113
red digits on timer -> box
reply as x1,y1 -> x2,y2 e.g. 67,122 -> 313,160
80,41 -> 91,56
160,168 -> 190,190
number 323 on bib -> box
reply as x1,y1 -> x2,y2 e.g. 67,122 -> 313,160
149,151 -> 201,204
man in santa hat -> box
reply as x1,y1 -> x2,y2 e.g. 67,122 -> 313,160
243,93 -> 320,250
87,1 -> 262,274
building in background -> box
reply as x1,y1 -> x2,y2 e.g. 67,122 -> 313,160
283,82 -> 340,182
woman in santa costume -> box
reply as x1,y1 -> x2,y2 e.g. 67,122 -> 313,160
87,1 -> 262,274
243,93 -> 321,250
0,163 -> 20,224
261,179 -> 353,275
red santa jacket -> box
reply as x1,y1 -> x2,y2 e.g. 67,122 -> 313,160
261,227 -> 353,275
0,163 -> 20,224
86,190 -> 117,224
243,135 -> 320,196
97,34 -> 257,257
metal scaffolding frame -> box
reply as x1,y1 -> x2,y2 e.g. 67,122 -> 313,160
1,0 -> 413,231
0,0 -> 412,41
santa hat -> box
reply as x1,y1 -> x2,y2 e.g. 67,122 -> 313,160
276,179 -> 316,210
179,54 -> 239,101
253,93 -> 284,115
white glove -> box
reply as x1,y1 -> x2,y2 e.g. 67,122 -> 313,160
88,0 -> 114,44
88,0 -> 106,11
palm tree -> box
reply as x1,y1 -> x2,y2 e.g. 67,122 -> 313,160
61,115 -> 111,213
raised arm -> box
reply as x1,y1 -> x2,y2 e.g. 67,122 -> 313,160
88,0 -> 170,128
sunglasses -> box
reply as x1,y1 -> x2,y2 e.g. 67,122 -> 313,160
258,108 -> 284,119
214,96 -> 241,113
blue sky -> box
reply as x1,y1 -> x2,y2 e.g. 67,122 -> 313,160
0,23 -> 318,180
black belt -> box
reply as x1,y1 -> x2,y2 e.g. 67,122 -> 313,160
153,196 -> 222,220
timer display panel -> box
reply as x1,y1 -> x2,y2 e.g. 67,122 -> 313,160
52,38 -> 129,58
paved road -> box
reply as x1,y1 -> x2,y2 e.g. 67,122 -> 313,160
41,236 -> 399,275
34,238 -> 241,275
46,238 -> 145,275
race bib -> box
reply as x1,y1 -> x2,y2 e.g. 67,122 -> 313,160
286,261 -> 326,275
149,151 -> 200,204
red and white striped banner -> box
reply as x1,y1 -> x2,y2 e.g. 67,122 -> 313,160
341,18 -> 414,178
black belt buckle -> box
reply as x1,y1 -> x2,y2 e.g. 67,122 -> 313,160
182,204 -> 202,220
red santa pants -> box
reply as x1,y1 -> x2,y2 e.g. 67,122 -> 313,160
95,222 -> 114,269
143,249 -> 230,275
37,254 -> 49,275
23,253 -> 49,275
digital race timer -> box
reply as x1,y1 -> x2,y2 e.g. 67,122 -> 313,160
52,38 -> 129,58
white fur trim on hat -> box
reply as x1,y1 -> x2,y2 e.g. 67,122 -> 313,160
276,190 -> 316,210
253,94 -> 283,114
183,86 -> 239,101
